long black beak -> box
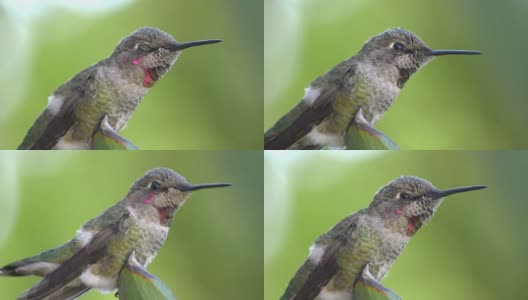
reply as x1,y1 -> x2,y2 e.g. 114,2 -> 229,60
430,185 -> 487,199
165,39 -> 222,51
426,49 -> 483,56
181,183 -> 232,192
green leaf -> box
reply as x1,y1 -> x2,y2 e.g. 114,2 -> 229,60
91,132 -> 139,150
118,252 -> 177,300
345,108 -> 399,150
352,266 -> 401,300
91,116 -> 139,150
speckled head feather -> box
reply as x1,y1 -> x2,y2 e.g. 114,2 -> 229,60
130,167 -> 193,192
369,176 -> 445,235
358,28 -> 434,87
370,176 -> 439,210
121,167 -> 194,224
111,27 -> 182,80
369,176 -> 485,234
125,167 -> 231,216
372,176 -> 438,200
113,27 -> 179,55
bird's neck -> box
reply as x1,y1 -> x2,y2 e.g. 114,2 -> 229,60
371,207 -> 422,238
113,55 -> 164,88
396,66 -> 417,88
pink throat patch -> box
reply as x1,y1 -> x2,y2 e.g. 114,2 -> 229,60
129,55 -> 156,87
132,55 -> 142,65
143,68 -> 155,87
144,193 -> 155,204
406,221 -> 415,236
157,207 -> 166,225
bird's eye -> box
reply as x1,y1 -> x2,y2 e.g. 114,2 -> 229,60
392,42 -> 405,51
149,181 -> 161,190
139,43 -> 152,52
399,192 -> 411,200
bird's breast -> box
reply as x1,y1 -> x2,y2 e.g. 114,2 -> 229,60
366,219 -> 410,280
354,63 -> 401,125
106,74 -> 148,131
134,222 -> 169,268
127,207 -> 170,267
106,108 -> 134,132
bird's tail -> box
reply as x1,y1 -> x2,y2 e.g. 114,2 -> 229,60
0,240 -> 79,277
0,254 -> 55,277
17,279 -> 91,300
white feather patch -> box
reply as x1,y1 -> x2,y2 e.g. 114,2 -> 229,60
370,112 -> 383,125
79,268 -> 117,292
46,95 -> 64,115
143,222 -> 169,236
15,262 -> 58,276
301,86 -> 321,106
75,230 -> 94,247
317,288 -> 350,300
305,127 -> 344,149
127,207 -> 169,231
54,138 -> 90,150
143,253 -> 158,268
126,206 -> 137,218
308,244 -> 326,264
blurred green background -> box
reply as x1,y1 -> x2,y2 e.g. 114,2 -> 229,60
265,151 -> 527,299
0,150 -> 263,300
265,0 -> 528,149
0,0 -> 262,150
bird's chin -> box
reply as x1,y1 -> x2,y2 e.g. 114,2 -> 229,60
149,64 -> 173,80
155,203 -> 180,226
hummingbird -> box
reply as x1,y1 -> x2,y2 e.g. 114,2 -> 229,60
280,176 -> 486,300
0,167 -> 231,300
17,27 -> 221,150
264,28 -> 482,150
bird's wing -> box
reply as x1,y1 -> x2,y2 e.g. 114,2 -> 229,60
264,86 -> 338,150
280,214 -> 360,300
17,67 -> 100,150
16,215 -> 126,300
264,63 -> 355,150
